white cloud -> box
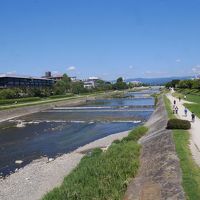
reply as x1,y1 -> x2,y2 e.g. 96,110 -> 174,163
52,71 -> 59,75
129,65 -> 133,69
67,66 -> 76,71
176,59 -> 181,63
6,71 -> 16,75
145,70 -> 152,74
192,65 -> 200,74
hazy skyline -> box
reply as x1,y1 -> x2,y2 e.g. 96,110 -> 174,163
0,0 -> 200,80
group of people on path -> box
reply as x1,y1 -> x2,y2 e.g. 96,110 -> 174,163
172,97 -> 195,122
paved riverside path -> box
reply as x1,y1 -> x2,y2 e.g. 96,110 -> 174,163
166,91 -> 200,166
124,95 -> 185,200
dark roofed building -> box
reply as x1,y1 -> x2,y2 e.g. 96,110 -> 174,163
0,74 -> 54,88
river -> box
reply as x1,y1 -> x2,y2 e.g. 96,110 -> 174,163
0,88 -> 159,177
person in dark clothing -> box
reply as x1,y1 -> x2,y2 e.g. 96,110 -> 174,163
175,106 -> 178,114
174,100 -> 176,105
184,107 -> 188,117
191,112 -> 195,122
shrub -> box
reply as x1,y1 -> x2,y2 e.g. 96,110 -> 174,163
112,139 -> 121,144
167,119 -> 191,130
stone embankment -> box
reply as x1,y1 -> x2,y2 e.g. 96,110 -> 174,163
0,97 -> 95,123
124,95 -> 185,200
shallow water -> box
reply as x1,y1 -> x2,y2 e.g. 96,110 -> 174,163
0,89 -> 158,176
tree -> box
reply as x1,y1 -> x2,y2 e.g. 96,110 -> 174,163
71,81 -> 87,94
95,80 -> 112,91
192,79 -> 200,89
171,79 -> 180,88
177,80 -> 193,89
113,77 -> 128,90
117,77 -> 123,83
53,80 -> 66,95
62,74 -> 71,91
0,89 -> 18,99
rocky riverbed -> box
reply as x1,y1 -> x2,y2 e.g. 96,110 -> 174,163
0,130 -> 129,200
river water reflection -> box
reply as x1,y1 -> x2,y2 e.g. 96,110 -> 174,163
0,89 -> 158,176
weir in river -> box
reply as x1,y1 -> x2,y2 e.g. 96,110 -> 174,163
0,89 -> 159,177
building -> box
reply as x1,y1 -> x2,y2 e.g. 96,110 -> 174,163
83,80 -> 95,89
0,74 -> 54,88
43,72 -> 77,83
88,77 -> 99,82
83,76 -> 100,89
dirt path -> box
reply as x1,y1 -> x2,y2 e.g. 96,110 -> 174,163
124,95 -> 185,200
166,91 -> 200,166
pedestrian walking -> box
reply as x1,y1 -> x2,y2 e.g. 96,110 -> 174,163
184,95 -> 186,100
191,112 -> 195,122
179,97 -> 181,102
184,107 -> 188,117
174,100 -> 176,105
175,106 -> 178,114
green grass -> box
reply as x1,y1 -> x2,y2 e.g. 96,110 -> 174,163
151,93 -> 159,106
184,103 -> 200,119
42,126 -> 148,200
173,130 -> 200,200
164,93 -> 200,200
0,97 -> 41,105
172,88 -> 200,118
174,89 -> 200,104
163,95 -> 175,119
0,91 -> 106,110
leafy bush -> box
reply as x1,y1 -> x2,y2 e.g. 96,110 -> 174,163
112,139 -> 121,144
167,119 -> 191,130
0,89 -> 20,99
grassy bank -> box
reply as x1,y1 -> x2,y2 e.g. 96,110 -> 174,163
163,95 -> 175,119
0,91 -> 105,110
42,126 -> 148,200
172,88 -> 200,118
173,130 -> 200,200
184,103 -> 200,119
164,94 -> 200,200
173,89 -> 200,104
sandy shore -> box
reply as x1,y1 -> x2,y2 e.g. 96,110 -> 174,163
0,130 -> 129,200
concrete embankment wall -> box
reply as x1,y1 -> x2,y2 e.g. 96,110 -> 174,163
124,95 -> 185,200
0,97 -> 95,123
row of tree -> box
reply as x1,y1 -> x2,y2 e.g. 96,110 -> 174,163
0,75 -> 146,99
165,79 -> 200,89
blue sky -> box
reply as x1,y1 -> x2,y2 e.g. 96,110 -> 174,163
0,0 -> 200,80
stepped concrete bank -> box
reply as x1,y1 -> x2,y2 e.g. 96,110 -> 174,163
124,95 -> 185,200
0,97 -> 95,123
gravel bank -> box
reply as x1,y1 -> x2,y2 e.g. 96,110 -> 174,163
0,130 -> 129,200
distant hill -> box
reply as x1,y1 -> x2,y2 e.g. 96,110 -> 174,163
125,76 -> 193,85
